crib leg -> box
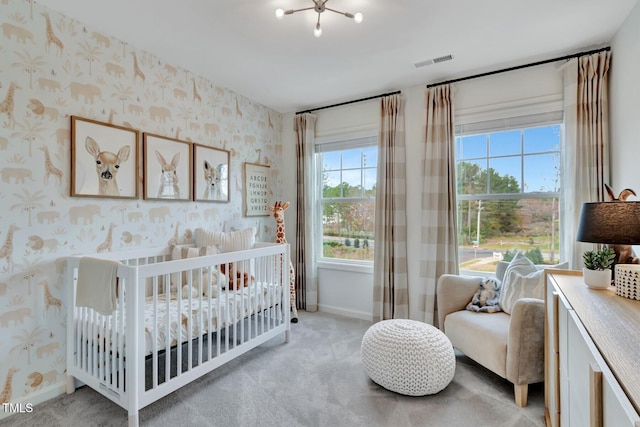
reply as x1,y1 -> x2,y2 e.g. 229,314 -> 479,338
66,375 -> 75,394
285,329 -> 290,343
128,412 -> 139,427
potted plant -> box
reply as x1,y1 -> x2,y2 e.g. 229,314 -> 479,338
582,247 -> 616,289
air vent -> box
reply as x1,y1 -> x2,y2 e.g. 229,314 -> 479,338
413,54 -> 454,69
433,54 -> 453,64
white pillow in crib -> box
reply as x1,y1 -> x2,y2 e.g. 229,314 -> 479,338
195,227 -> 256,279
170,245 -> 222,296
219,227 -> 256,252
194,228 -> 226,251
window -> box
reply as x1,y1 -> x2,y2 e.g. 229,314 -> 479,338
456,124 -> 561,273
316,136 -> 377,263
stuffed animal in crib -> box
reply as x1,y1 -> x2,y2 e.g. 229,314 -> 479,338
220,262 -> 254,290
466,277 -> 502,313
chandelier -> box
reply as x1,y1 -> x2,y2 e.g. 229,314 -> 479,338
275,0 -> 363,38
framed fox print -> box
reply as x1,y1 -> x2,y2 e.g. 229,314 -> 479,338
70,116 -> 139,199
193,144 -> 230,202
143,133 -> 192,201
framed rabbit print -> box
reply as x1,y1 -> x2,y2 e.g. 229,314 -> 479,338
142,133 -> 192,201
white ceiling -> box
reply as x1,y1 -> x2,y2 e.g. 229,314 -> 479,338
37,0 -> 639,113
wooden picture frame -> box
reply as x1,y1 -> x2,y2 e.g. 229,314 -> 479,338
70,116 -> 139,199
143,133 -> 192,201
244,162 -> 270,216
193,144 -> 230,203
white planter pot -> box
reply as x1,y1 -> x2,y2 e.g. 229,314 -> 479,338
583,268 -> 612,289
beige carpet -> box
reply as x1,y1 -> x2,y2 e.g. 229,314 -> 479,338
1,311 -> 545,427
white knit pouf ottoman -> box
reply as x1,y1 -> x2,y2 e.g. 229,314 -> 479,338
361,319 -> 455,396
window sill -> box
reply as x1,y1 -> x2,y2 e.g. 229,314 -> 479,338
317,260 -> 374,274
458,269 -> 494,278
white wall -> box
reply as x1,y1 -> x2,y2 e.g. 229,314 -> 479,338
283,64 -> 563,320
610,0 -> 640,192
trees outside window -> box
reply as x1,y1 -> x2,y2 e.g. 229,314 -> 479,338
456,125 -> 561,273
317,141 -> 376,262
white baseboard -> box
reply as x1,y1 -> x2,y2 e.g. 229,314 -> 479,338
318,304 -> 373,321
0,382 -> 66,421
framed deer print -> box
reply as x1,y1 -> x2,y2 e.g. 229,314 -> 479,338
71,116 -> 140,199
244,162 -> 270,216
193,144 -> 230,203
143,133 -> 192,201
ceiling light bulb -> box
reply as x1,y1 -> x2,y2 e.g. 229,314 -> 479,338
275,8 -> 285,19
354,12 -> 363,23
314,23 -> 322,37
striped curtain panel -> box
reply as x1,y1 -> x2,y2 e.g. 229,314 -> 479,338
294,113 -> 318,311
420,85 -> 459,326
560,51 -> 611,269
372,94 -> 409,321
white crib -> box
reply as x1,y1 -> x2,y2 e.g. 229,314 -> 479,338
65,242 -> 291,427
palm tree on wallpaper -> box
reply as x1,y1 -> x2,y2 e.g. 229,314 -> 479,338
111,204 -> 128,225
12,50 -> 46,90
11,325 -> 44,366
154,72 -> 172,100
11,189 -> 46,227
12,119 -> 46,157
76,41 -> 102,76
179,105 -> 194,132
13,256 -> 42,295
112,83 -> 135,113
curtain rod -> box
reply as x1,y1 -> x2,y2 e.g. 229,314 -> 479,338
295,90 -> 401,115
426,46 -> 611,89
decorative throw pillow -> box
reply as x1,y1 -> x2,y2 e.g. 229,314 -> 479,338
194,228 -> 226,250
170,245 -> 222,297
499,269 -> 544,314
218,227 -> 256,253
499,255 -> 569,314
498,252 -> 538,314
194,227 -> 256,253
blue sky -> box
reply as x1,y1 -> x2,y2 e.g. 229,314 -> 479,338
457,125 -> 560,193
322,147 -> 377,193
321,124 -> 560,195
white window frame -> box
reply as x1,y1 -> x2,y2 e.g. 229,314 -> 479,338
314,134 -> 377,272
455,112 -> 563,277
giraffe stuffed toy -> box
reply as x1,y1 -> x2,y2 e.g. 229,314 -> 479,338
269,201 -> 299,323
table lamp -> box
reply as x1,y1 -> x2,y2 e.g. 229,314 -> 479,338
576,201 -> 640,299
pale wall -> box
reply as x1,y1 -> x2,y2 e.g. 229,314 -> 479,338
0,1 -> 283,411
610,0 -> 640,192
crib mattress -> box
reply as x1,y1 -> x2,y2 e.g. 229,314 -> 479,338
79,282 -> 283,356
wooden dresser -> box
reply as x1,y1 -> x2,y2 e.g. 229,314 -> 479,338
545,270 -> 640,427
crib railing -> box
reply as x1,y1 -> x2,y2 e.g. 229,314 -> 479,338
66,243 -> 290,427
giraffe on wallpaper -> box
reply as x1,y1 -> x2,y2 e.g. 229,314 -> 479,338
0,224 -> 19,272
235,97 -> 243,118
41,12 -> 64,55
167,222 -> 180,246
0,82 -> 20,130
0,368 -> 19,404
131,52 -> 146,84
192,78 -> 201,104
40,146 -> 62,185
42,280 -> 62,315
269,201 -> 298,323
97,223 -> 115,253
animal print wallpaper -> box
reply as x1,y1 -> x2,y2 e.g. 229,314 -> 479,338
0,0 -> 284,411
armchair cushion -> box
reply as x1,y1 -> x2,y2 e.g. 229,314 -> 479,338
444,310 -> 510,378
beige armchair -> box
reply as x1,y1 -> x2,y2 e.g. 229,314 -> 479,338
436,265 -> 546,407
